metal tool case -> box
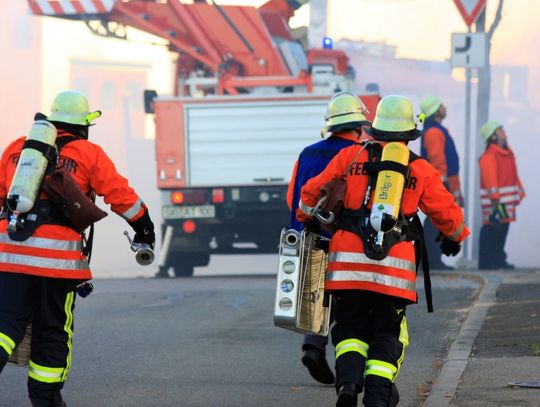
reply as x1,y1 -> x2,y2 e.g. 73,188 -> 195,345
273,228 -> 331,335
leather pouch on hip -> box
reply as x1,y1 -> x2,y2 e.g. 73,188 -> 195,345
42,170 -> 107,232
319,176 -> 346,217
315,176 -> 346,234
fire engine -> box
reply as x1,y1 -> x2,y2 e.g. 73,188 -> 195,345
28,0 -> 379,276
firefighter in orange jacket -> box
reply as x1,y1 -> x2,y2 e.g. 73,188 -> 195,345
297,95 -> 469,407
0,90 -> 155,407
287,92 -> 370,385
420,96 -> 463,270
478,121 -> 525,270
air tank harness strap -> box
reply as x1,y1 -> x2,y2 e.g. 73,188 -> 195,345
363,160 -> 410,178
3,199 -> 73,242
411,215 -> 433,312
22,139 -> 58,164
334,143 -> 433,311
335,210 -> 433,312
335,208 -> 416,253
2,136 -> 81,242
47,135 -> 96,261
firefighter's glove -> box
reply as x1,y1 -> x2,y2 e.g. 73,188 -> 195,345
129,211 -> 156,249
495,203 -> 509,220
436,233 -> 461,257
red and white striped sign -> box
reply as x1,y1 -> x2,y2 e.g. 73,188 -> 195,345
453,0 -> 486,27
28,0 -> 116,15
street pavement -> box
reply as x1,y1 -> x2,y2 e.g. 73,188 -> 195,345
1,272 -> 475,407
1,261 -> 539,406
425,268 -> 540,407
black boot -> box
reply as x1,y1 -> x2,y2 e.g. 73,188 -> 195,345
29,384 -> 66,407
388,384 -> 399,407
301,347 -> 335,384
337,382 -> 358,407
53,390 -> 67,407
363,375 -> 396,407
30,399 -> 66,407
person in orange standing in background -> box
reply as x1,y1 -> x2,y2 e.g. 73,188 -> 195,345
297,95 -> 469,407
0,90 -> 155,407
419,96 -> 464,270
478,121 -> 525,270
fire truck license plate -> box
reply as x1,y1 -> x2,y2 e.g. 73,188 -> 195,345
162,205 -> 216,219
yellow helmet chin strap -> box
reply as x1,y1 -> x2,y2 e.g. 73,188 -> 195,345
85,110 -> 102,125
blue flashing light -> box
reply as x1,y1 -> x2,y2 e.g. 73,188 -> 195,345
322,37 -> 333,50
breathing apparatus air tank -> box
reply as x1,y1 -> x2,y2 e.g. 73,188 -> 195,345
6,120 -> 57,232
369,142 -> 410,234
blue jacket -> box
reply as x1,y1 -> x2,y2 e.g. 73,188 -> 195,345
289,135 -> 358,231
420,120 -> 460,177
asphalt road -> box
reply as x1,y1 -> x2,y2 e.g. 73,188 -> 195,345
0,264 -> 480,407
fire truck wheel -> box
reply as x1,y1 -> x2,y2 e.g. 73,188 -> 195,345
173,263 -> 194,277
171,252 -> 210,277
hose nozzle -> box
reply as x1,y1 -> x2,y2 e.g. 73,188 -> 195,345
124,231 -> 155,266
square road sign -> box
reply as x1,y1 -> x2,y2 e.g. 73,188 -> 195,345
451,32 -> 486,68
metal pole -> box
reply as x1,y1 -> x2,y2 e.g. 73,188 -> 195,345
463,65 -> 473,262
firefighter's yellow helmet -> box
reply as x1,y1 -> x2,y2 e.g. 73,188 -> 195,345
48,90 -> 101,126
481,120 -> 501,142
420,95 -> 442,118
322,91 -> 368,135
371,95 -> 420,141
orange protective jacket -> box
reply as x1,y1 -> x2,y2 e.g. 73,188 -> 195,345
422,125 -> 462,204
0,131 -> 147,280
479,143 -> 525,224
297,141 -> 469,303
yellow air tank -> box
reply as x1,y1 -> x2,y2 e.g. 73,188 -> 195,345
369,142 -> 410,233
6,120 -> 57,231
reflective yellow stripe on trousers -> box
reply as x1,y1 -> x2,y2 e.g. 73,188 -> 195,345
28,361 -> 64,384
27,292 -> 74,384
62,291 -> 74,381
0,332 -> 16,356
335,338 -> 369,359
365,310 -> 409,383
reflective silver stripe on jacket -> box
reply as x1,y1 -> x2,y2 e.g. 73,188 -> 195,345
0,233 -> 82,251
450,222 -> 465,241
0,252 -> 88,270
122,198 -> 143,220
328,252 -> 416,273
480,185 -> 519,197
480,187 -> 499,196
481,194 -> 520,204
499,185 -> 519,194
298,199 -> 316,216
326,270 -> 416,292
499,195 -> 521,204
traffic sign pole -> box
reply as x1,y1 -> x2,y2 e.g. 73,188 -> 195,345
463,43 -> 473,263
452,0 -> 486,267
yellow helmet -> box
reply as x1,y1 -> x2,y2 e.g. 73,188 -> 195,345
48,90 -> 101,126
322,91 -> 368,135
481,120 -> 501,143
371,95 -> 420,140
420,95 -> 442,118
